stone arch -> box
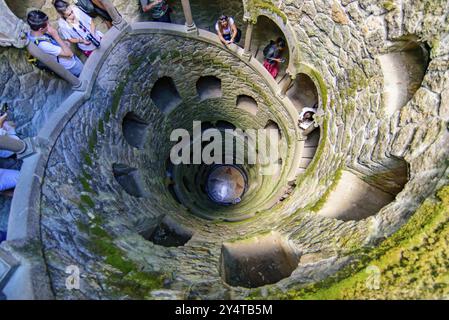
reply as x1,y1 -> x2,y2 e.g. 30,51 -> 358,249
378,37 -> 430,116
248,9 -> 300,76
294,63 -> 329,112
286,73 -> 319,113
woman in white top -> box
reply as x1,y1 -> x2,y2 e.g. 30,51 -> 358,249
215,15 -> 241,45
54,0 -> 103,57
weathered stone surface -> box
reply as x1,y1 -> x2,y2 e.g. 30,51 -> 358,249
0,0 -> 448,300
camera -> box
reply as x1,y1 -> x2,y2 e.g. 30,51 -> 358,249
86,33 -> 100,48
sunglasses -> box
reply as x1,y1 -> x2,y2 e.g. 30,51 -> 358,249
220,16 -> 228,21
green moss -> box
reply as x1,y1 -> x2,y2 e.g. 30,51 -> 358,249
309,166 -> 343,212
81,222 -> 166,299
80,194 -> 95,208
250,183 -> 449,299
88,129 -> 98,153
98,119 -> 105,134
79,176 -> 93,193
83,151 -> 93,166
382,1 -> 397,11
248,0 -> 288,24
111,81 -> 126,115
82,170 -> 92,181
104,110 -> 111,123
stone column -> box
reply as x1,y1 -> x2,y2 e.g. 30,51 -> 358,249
27,42 -> 82,88
280,74 -> 294,97
180,0 -> 197,33
0,136 -> 26,154
98,0 -> 126,29
243,22 -> 254,57
0,0 -> 29,48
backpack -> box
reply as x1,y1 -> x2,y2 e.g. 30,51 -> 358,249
26,36 -> 59,74
263,40 -> 275,58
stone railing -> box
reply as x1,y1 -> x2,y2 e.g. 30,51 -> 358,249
0,20 -> 310,299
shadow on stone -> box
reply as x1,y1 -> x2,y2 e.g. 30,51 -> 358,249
140,216 -> 193,247
220,232 -> 299,288
196,76 -> 222,101
112,163 -> 147,197
236,95 -> 258,116
151,77 -> 182,114
122,112 -> 149,149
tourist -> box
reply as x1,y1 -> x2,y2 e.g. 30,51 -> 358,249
27,10 -> 84,77
75,0 -> 113,29
0,113 -> 20,159
298,107 -> 317,130
140,0 -> 172,23
215,15 -> 241,45
262,37 -> 286,79
0,168 -> 19,194
54,0 -> 103,57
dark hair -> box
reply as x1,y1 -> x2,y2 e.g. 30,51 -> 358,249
54,0 -> 70,16
27,10 -> 49,31
276,37 -> 286,49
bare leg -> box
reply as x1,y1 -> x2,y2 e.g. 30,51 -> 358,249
0,113 -> 7,129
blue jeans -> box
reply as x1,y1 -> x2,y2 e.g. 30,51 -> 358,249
68,56 -> 84,77
0,168 -> 19,191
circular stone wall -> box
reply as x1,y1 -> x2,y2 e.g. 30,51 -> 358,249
1,0 -> 448,300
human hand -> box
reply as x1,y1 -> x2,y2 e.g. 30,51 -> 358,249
82,39 -> 91,45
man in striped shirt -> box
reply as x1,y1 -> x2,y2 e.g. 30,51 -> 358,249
141,0 -> 172,23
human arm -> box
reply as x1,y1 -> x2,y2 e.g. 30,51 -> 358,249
215,23 -> 228,45
230,22 -> 238,43
143,0 -> 163,12
67,37 -> 91,45
46,25 -> 74,58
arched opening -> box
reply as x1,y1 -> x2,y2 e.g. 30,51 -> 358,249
252,15 -> 290,81
140,216 -> 193,247
287,73 -> 319,113
220,232 -> 300,288
318,159 -> 409,221
264,120 -> 282,140
196,76 -> 222,101
112,164 -> 147,197
236,95 -> 258,116
378,38 -> 430,116
150,77 -> 182,114
122,112 -> 149,149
